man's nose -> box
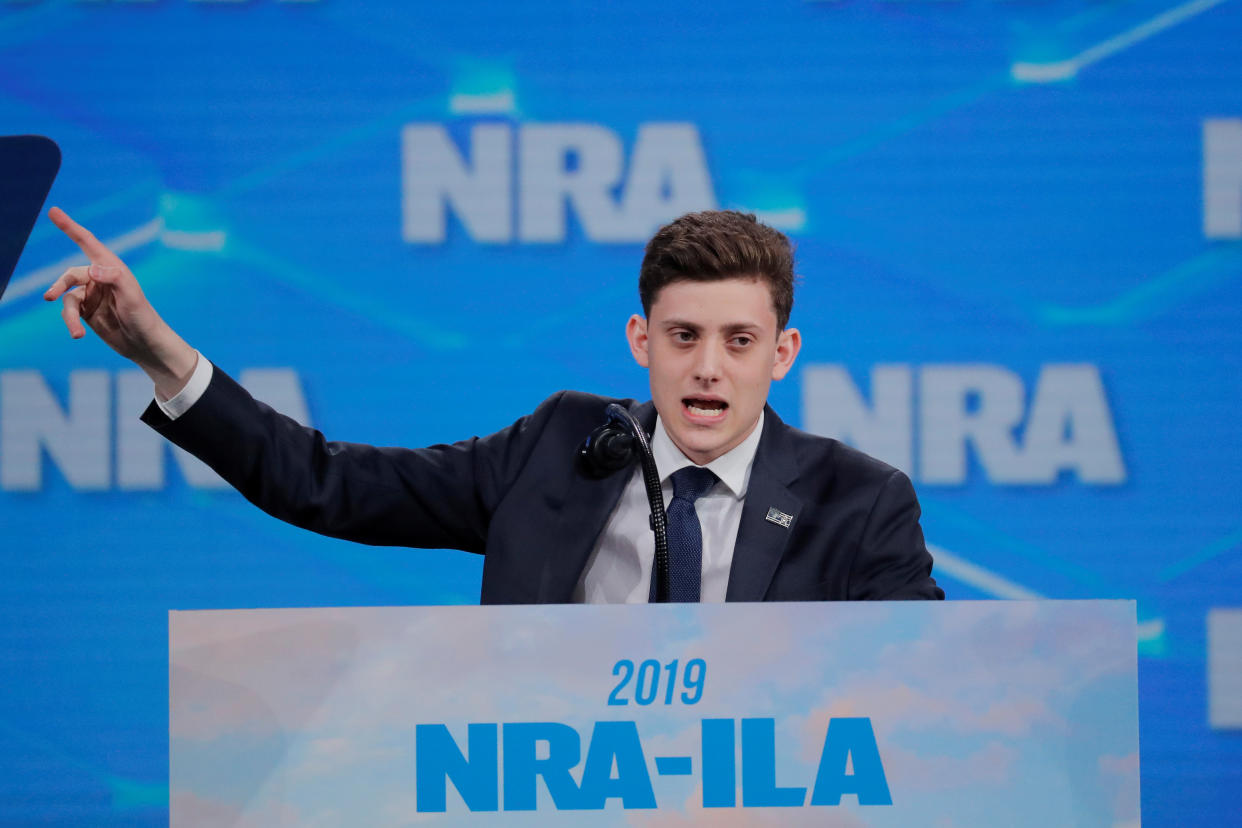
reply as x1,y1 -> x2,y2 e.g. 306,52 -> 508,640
692,341 -> 723,383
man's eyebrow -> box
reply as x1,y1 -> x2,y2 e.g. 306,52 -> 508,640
721,322 -> 763,335
659,319 -> 766,334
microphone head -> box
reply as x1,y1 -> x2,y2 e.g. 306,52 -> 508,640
577,423 -> 635,477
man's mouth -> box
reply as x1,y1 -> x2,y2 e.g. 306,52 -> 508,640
683,398 -> 728,419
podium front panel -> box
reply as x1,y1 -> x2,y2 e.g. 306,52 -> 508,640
170,600 -> 1138,825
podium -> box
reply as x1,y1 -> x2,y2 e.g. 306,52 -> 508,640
170,601 -> 1139,825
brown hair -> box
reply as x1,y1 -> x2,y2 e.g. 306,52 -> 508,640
639,210 -> 795,330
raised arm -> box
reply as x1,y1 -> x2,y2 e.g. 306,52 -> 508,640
43,207 -> 198,400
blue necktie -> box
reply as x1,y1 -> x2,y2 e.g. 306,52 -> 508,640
664,466 -> 718,602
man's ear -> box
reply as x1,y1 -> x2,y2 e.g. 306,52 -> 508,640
626,314 -> 650,368
771,327 -> 801,381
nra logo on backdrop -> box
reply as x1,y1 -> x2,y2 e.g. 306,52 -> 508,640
803,363 -> 1126,486
1205,118 -> 1242,239
401,122 -> 716,244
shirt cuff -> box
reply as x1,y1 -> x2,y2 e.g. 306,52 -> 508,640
155,351 -> 213,420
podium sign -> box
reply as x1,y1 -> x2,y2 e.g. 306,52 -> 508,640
170,601 -> 1138,825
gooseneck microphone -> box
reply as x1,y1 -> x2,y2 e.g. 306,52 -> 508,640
577,403 -> 672,602
577,418 -> 634,476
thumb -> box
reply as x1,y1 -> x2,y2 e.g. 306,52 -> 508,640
88,264 -> 124,283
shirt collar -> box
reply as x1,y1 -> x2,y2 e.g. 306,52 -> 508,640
650,409 -> 765,499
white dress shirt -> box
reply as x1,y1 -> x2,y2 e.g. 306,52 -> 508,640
155,350 -> 213,419
573,412 -> 764,604
155,357 -> 764,604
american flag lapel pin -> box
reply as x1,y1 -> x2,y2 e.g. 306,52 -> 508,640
765,507 -> 793,529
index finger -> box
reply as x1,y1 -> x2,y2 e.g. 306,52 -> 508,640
48,207 -> 119,264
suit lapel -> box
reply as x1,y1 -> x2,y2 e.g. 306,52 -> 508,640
725,407 -> 803,602
537,400 -> 656,602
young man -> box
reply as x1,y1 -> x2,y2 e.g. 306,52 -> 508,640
45,207 -> 942,603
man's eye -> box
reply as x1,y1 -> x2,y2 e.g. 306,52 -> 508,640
674,331 -> 695,342
732,336 -> 753,347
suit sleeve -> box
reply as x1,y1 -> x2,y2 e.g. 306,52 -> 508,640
141,364 -> 559,553
848,469 -> 945,600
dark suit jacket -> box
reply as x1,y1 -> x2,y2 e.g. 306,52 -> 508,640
143,366 -> 943,603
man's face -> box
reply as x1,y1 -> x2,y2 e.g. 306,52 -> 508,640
626,277 -> 801,465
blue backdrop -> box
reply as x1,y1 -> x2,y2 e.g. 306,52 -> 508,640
1,0 -> 1239,823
